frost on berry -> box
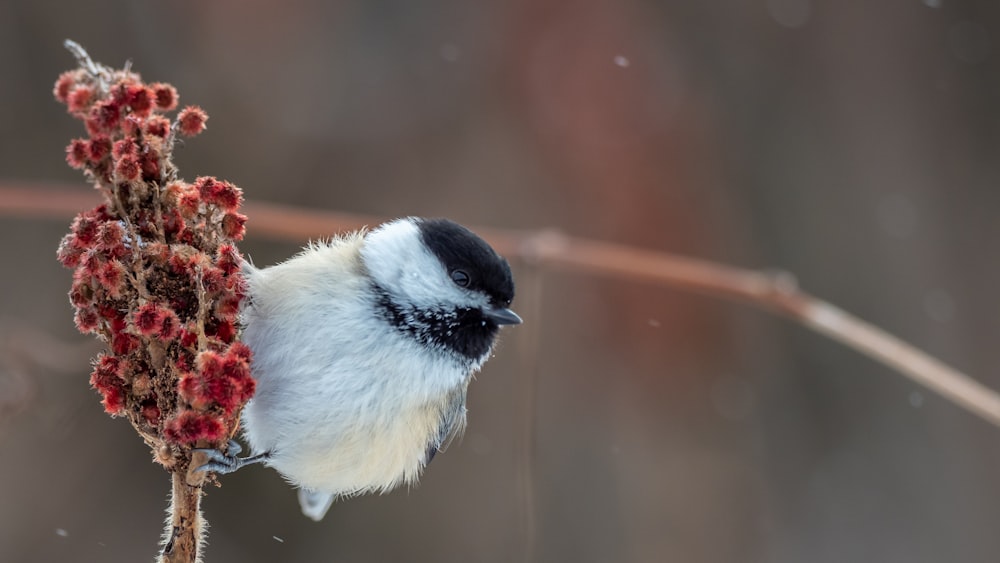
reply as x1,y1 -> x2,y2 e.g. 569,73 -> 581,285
67,86 -> 95,114
150,82 -> 179,111
55,44 -> 254,471
176,106 -> 208,137
54,70 -> 80,103
144,115 -> 171,138
66,139 -> 89,169
164,411 -> 226,444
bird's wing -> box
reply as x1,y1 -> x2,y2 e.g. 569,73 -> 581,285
425,383 -> 469,464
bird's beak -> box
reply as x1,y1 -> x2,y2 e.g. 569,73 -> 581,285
485,307 -> 523,325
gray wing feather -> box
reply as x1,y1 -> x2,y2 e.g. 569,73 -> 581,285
425,383 -> 469,464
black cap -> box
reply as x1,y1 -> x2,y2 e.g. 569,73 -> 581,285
416,218 -> 515,307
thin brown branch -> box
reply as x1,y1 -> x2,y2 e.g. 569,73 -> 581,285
0,183 -> 103,218
5,183 -> 999,427
525,233 -> 1000,427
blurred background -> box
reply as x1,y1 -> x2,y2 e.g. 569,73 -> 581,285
2,0 -> 1000,561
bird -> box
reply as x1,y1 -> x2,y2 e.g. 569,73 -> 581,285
196,217 -> 521,521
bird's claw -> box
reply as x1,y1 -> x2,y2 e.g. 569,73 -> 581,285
193,439 -> 268,474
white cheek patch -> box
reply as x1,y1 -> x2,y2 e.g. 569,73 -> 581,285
361,219 -> 488,309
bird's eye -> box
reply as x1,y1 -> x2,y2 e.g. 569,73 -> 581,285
450,269 -> 470,288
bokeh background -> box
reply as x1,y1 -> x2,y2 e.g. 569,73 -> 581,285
2,1 -> 1000,561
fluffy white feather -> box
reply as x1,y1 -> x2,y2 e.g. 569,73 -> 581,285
239,221 -> 490,515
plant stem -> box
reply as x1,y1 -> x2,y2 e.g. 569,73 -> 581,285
160,465 -> 205,563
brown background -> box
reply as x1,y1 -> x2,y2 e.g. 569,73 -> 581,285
2,1 -> 1000,561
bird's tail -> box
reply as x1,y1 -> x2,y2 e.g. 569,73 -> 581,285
297,488 -> 336,522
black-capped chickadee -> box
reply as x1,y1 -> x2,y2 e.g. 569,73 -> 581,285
197,217 -> 521,521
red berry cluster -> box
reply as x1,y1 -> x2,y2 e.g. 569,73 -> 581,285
54,49 -> 254,464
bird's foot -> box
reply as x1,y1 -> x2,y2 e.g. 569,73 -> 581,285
193,439 -> 270,474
